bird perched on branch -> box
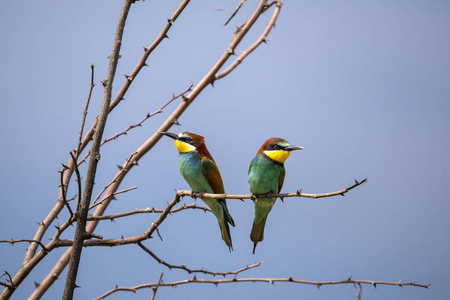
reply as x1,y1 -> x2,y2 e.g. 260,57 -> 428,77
248,137 -> 303,253
160,131 -> 235,251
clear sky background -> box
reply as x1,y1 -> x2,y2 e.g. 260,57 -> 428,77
1,1 -> 449,299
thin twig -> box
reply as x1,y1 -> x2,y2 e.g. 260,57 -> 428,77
224,0 -> 247,26
0,239 -> 48,253
216,0 -> 282,80
58,164 -> 73,217
55,194 -> 182,248
94,276 -> 430,300
87,203 -> 210,221
150,273 -> 163,300
75,63 -> 95,157
138,242 -> 262,276
69,152 -> 83,213
178,178 -> 367,200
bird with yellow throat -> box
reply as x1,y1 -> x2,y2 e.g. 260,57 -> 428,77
161,132 -> 235,251
248,137 -> 303,253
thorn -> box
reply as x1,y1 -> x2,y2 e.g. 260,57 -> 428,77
262,37 -> 268,44
117,165 -> 123,170
289,275 -> 294,281
227,48 -> 236,56
355,179 -> 359,185
192,274 -> 197,280
316,283 -> 321,290
52,273 -> 60,280
34,282 -> 40,288
181,95 -> 188,102
297,189 -> 302,195
210,79 -> 215,87
172,118 -> 181,126
347,275 -> 352,281
143,62 -> 148,67
74,283 -> 80,289
280,197 -> 284,203
214,282 -> 218,287
143,46 -> 148,51
164,34 -> 169,39
167,18 -> 174,25
124,74 -> 129,79
371,282 -> 377,289
340,193 -> 345,196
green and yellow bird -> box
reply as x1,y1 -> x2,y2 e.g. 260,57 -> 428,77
161,131 -> 235,251
248,137 -> 303,253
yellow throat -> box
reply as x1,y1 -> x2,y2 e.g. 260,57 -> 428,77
263,150 -> 290,163
175,139 -> 196,153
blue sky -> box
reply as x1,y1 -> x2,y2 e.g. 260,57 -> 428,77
1,1 -> 449,299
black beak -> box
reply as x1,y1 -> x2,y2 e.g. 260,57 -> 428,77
285,145 -> 303,151
159,132 -> 179,140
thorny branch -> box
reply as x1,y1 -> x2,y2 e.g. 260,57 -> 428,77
138,242 -> 262,276
87,203 -> 210,221
75,63 -> 95,157
178,178 -> 367,200
94,276 -> 430,300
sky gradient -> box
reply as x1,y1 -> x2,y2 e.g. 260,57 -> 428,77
1,1 -> 449,299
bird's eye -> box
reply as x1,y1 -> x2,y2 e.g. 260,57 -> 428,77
273,145 -> 280,150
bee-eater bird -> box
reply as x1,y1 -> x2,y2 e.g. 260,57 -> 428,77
160,131 -> 235,251
248,137 -> 303,253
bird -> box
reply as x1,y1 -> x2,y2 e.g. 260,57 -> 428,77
160,131 -> 235,251
248,137 -> 303,253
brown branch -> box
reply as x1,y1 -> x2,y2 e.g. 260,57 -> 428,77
137,242 -> 262,276
216,0 -> 282,80
87,203 -> 210,221
100,83 -> 193,147
75,63 -> 95,157
94,276 -> 430,299
178,178 -> 367,200
63,0 -> 133,298
58,164 -> 73,218
0,271 -> 14,289
150,273 -> 163,300
55,194 -> 182,248
224,0 -> 247,26
0,239 -> 49,253
69,152 -> 83,214
90,152 -> 138,208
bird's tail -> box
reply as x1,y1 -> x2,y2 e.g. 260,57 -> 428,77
250,215 -> 268,254
219,221 -> 233,252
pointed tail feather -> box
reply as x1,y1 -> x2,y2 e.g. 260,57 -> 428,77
220,200 -> 235,227
219,221 -> 233,251
250,216 -> 268,254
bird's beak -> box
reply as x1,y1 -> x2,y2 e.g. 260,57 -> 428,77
159,132 -> 179,140
285,145 -> 303,151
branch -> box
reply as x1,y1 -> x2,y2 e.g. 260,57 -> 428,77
94,276 -> 430,299
178,178 -> 367,200
0,239 -> 49,253
87,203 -> 210,221
75,63 -> 95,157
62,1 -> 134,298
150,273 -> 163,300
55,194 -> 182,248
224,0 -> 247,26
216,0 -> 282,80
137,242 -> 262,276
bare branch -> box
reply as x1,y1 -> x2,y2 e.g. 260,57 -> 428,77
55,194 -> 182,248
216,0 -> 282,79
58,164 -> 73,218
224,0 -> 247,26
94,276 -> 430,299
87,203 -> 210,221
75,63 -> 95,157
150,273 -> 163,300
0,239 -> 49,253
178,178 -> 367,200
138,242 -> 262,276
